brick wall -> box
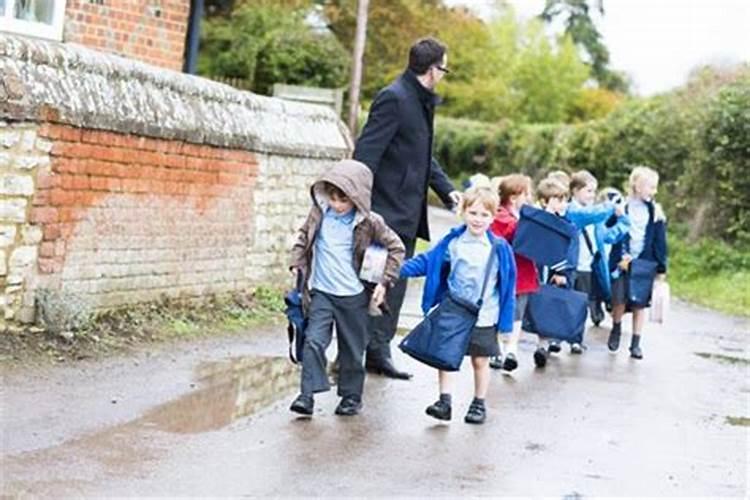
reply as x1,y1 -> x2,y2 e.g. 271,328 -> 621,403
64,0 -> 190,71
33,123 -> 258,308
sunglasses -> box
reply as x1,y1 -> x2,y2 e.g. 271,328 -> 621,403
435,65 -> 451,74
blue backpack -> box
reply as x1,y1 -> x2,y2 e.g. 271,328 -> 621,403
513,205 -> 577,268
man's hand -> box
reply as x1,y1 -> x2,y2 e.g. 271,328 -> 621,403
448,190 -> 462,209
372,283 -> 387,307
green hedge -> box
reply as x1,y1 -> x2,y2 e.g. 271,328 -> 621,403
433,68 -> 750,244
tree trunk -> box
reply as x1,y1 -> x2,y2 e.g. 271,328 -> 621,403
347,0 -> 369,139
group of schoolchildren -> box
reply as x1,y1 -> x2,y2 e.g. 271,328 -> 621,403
288,158 -> 667,425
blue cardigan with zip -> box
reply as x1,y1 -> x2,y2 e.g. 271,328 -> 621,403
400,225 -> 517,333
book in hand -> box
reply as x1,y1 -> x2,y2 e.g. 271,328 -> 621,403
359,244 -> 387,284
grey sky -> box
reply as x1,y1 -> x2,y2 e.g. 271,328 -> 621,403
443,0 -> 750,95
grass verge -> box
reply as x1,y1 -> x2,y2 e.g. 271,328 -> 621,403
0,286 -> 285,368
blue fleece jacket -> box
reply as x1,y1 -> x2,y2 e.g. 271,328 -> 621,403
400,225 -> 517,333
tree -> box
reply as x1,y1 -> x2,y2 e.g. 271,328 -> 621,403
198,3 -> 349,94
540,0 -> 628,93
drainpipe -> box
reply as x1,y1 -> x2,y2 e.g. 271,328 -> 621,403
183,0 -> 204,74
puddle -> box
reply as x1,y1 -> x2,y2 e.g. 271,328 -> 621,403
693,352 -> 750,366
142,355 -> 299,434
725,416 -> 750,427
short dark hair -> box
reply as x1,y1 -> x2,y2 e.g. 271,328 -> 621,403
408,37 -> 446,75
323,182 -> 347,200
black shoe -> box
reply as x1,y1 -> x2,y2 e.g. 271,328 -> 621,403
464,402 -> 486,425
548,341 -> 562,354
591,303 -> 605,326
425,399 -> 452,421
334,395 -> 362,416
489,355 -> 504,370
502,352 -> 518,372
629,335 -> 643,359
570,342 -> 584,355
608,326 -> 621,352
366,357 -> 413,380
533,347 -> 548,368
290,394 -> 314,416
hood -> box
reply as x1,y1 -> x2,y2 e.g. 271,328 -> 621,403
311,159 -> 372,216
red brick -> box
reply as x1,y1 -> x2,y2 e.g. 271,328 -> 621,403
36,172 -> 60,189
30,207 -> 59,224
39,241 -> 55,258
43,224 -> 61,241
49,189 -> 78,207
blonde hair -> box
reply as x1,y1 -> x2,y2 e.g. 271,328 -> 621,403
497,174 -> 532,205
467,173 -> 492,189
537,178 -> 569,205
460,186 -> 499,215
628,166 -> 659,195
546,170 -> 571,189
570,170 -> 597,193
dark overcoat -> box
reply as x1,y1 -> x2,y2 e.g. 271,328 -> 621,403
353,70 -> 455,241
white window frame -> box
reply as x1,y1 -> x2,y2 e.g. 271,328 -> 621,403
0,0 -> 66,41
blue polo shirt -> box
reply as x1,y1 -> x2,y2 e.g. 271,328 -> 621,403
310,207 -> 364,297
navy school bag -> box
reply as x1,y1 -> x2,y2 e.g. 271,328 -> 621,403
627,258 -> 658,307
399,242 -> 498,372
513,205 -> 577,268
284,270 -> 307,364
522,284 -> 588,344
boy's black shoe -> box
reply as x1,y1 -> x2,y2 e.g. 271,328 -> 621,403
464,402 -> 486,425
489,355 -> 504,370
334,395 -> 362,416
548,340 -> 562,354
629,335 -> 643,360
290,394 -> 314,416
502,352 -> 518,372
608,324 -> 622,352
426,399 -> 452,421
533,347 -> 548,368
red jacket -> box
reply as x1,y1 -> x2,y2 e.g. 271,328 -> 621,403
490,205 -> 539,295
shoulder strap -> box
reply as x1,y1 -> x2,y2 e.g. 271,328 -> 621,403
477,240 -> 499,307
582,227 -> 596,255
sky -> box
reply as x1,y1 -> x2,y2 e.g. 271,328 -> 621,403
443,0 -> 750,95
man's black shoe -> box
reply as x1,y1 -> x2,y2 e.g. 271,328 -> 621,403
425,399 -> 452,421
365,357 -> 413,380
548,340 -> 562,354
335,395 -> 363,416
489,355 -> 504,370
290,394 -> 314,416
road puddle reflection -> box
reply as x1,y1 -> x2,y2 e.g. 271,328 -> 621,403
143,356 -> 299,434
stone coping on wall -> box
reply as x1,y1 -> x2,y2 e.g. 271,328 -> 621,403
0,34 -> 353,159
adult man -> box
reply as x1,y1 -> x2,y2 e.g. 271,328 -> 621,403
354,37 -> 460,380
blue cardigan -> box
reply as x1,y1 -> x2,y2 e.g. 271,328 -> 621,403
609,200 -> 668,277
400,225 -> 517,333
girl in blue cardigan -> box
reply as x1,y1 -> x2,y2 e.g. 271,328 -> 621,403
400,187 -> 516,424
608,166 -> 668,359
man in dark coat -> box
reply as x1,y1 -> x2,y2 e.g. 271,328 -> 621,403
353,37 -> 460,379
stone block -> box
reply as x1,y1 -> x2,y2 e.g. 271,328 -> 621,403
20,131 -> 36,152
0,131 -> 20,148
0,225 -> 16,247
21,225 -> 43,245
0,199 -> 27,223
0,249 -> 6,275
0,174 -> 34,196
10,245 -> 37,268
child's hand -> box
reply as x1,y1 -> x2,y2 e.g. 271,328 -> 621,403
614,203 -> 625,217
551,275 -> 567,286
618,254 -> 632,271
372,283 -> 387,307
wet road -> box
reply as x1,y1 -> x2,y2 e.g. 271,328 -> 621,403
1,209 -> 748,497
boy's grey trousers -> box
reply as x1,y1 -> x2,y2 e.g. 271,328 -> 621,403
301,289 -> 370,398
